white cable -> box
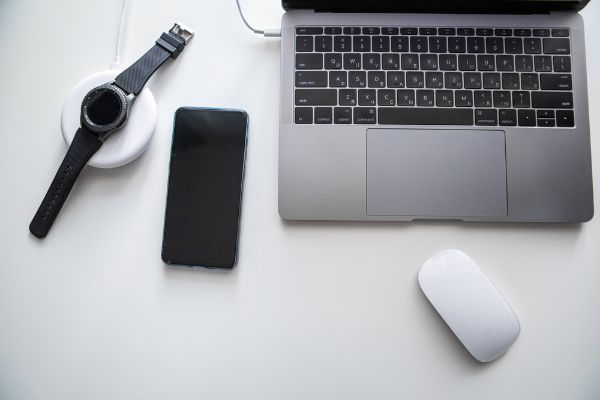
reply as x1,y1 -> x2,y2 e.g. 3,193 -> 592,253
235,0 -> 281,37
113,0 -> 130,68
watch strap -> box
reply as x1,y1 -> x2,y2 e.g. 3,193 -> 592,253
29,128 -> 102,238
114,24 -> 193,96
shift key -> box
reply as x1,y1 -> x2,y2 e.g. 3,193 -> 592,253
531,92 -> 573,108
295,89 -> 337,106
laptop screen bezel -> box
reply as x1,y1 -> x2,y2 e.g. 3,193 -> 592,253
281,0 -> 589,13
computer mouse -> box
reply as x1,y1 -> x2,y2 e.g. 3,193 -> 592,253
418,249 -> 520,363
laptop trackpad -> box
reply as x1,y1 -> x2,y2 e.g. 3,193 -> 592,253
366,129 -> 507,217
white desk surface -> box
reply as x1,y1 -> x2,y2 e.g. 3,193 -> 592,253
1,1 -> 599,399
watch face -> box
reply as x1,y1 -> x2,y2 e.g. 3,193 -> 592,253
81,84 -> 128,136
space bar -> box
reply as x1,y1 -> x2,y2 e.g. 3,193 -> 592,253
379,108 -> 474,125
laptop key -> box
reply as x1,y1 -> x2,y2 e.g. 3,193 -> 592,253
334,36 -> 352,52
410,36 -> 429,52
439,28 -> 456,35
476,28 -> 493,36
464,72 -> 482,89
426,72 -> 444,88
324,53 -> 342,69
387,71 -> 406,88
475,109 -> 498,126
295,71 -> 327,87
407,72 -> 425,88
295,89 -> 337,106
378,89 -> 396,106
296,27 -> 323,35
391,36 -> 409,52
474,90 -> 492,107
324,27 -> 342,35
515,55 -> 533,72
382,54 -> 400,70
296,53 -> 323,70
368,71 -> 386,88
483,73 -> 501,89
334,107 -> 352,124
556,110 -> 574,127
521,73 -> 539,90
400,27 -> 418,35
344,53 -> 362,69
363,27 -> 380,35
531,92 -> 573,108
458,54 -> 477,71
445,72 -> 463,89
543,38 -> 570,54
533,29 -> 550,37
358,89 -> 377,106
397,89 -> 416,106
439,54 -> 457,70
349,71 -> 367,88
467,37 -> 485,53
534,55 -> 552,72
495,28 -> 512,36
314,107 -> 333,124
339,89 -> 357,106
499,109 -> 517,126
379,108 -> 474,125
512,91 -> 531,108
295,107 -> 312,124
537,118 -> 555,127
373,36 -> 390,52
540,74 -> 572,90
329,71 -> 347,87
504,38 -> 523,54
514,29 -> 532,37
537,110 -> 555,119
420,54 -> 438,70
553,56 -> 571,72
354,107 -> 377,124
416,90 -> 435,107
436,90 -> 454,107
343,53 -> 362,69
296,36 -> 313,52
496,55 -> 514,71
455,90 -> 474,107
420,27 -> 437,35
429,36 -> 447,53
502,73 -> 520,89
486,37 -> 504,53
552,28 -> 569,37
518,109 -> 536,126
382,27 -> 399,35
401,54 -> 420,70
363,54 -> 381,70
493,91 -> 511,108
353,36 -> 371,52
315,36 -> 333,52
524,38 -> 542,54
477,55 -> 495,71
448,37 -> 466,53
457,28 -> 475,36
343,27 -> 361,35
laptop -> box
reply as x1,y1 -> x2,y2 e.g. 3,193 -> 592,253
278,0 -> 594,222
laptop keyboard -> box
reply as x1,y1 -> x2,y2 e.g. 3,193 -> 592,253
294,26 -> 574,127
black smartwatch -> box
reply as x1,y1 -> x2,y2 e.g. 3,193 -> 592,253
29,23 -> 193,239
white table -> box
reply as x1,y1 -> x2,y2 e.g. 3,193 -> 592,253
1,1 -> 599,399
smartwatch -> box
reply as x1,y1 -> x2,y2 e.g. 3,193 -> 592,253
29,23 -> 193,238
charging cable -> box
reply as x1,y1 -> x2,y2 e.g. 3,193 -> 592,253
235,0 -> 281,37
112,0 -> 131,69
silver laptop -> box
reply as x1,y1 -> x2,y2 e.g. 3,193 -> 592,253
278,0 -> 594,222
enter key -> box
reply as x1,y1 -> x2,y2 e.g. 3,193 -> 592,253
540,74 -> 572,90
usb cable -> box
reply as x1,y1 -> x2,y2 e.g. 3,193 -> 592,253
235,0 -> 281,37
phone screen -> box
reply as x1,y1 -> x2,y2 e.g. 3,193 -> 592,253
162,108 -> 248,268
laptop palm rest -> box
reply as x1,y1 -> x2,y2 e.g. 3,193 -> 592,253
366,129 -> 507,218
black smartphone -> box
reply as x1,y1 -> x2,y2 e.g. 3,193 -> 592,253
162,107 -> 248,269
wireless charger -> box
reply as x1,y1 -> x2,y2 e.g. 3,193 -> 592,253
61,69 -> 157,168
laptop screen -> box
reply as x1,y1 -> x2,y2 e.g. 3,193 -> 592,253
282,0 -> 589,13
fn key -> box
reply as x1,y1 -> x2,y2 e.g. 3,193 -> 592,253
295,107 -> 312,124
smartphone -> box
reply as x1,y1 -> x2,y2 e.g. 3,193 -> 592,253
162,107 -> 248,269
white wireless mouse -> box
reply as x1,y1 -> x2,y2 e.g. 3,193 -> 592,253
418,249 -> 520,362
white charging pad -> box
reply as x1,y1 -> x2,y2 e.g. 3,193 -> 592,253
61,70 -> 157,168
